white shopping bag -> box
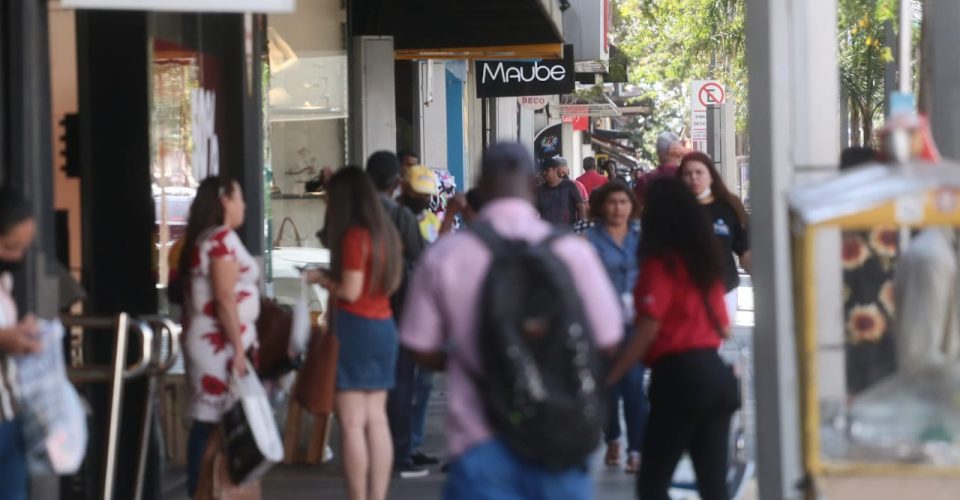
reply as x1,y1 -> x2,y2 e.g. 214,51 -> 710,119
16,320 -> 88,475
289,274 -> 311,356
221,364 -> 284,485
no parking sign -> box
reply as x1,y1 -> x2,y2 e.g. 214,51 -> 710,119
691,80 -> 726,151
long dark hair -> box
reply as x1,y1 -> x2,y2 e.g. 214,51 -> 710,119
178,176 -> 237,278
324,166 -> 402,296
589,180 -> 639,221
639,177 -> 723,295
678,152 -> 748,228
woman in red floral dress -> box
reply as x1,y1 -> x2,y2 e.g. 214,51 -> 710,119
179,176 -> 260,497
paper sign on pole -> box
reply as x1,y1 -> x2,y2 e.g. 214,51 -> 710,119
691,80 -> 725,152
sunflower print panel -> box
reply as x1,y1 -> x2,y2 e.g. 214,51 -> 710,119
842,227 -> 898,395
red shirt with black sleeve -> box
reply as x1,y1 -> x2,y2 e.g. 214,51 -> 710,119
338,226 -> 393,320
634,255 -> 728,366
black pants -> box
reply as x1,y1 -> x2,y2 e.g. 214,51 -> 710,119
387,346 -> 417,465
637,349 -> 738,500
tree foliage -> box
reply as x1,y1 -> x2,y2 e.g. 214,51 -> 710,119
612,0 -> 747,161
838,0 -> 897,146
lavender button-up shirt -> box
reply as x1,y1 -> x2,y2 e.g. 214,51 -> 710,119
399,198 -> 624,459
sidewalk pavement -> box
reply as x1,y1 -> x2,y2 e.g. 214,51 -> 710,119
165,279 -> 758,500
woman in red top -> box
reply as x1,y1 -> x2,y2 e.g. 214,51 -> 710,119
608,177 -> 739,500
306,166 -> 403,500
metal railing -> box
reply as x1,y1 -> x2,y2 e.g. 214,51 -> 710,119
62,313 -> 180,500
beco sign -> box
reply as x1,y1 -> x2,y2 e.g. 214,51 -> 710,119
475,45 -> 574,98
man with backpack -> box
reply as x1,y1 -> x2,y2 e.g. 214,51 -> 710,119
365,151 -> 431,478
399,143 -> 624,499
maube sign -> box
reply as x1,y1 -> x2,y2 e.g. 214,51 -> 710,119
475,45 -> 574,98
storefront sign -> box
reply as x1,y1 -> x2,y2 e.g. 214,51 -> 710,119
562,115 -> 590,131
475,46 -> 574,98
518,96 -> 550,111
62,0 -> 294,12
534,123 -> 563,167
192,89 -> 220,180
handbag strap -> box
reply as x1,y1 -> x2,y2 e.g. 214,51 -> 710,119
274,217 -> 303,247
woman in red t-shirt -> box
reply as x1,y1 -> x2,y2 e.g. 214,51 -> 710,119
306,166 -> 403,500
607,177 -> 739,500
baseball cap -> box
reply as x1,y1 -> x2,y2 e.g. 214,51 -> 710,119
480,143 -> 535,179
405,165 -> 438,195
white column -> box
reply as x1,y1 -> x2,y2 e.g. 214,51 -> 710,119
493,97 -> 519,142
350,36 -> 397,165
418,60 -> 448,169
561,121 -> 575,163
746,0 -> 840,497
519,105 -> 535,155
930,1 -> 960,160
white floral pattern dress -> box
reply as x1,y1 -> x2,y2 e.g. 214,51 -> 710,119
183,226 -> 260,422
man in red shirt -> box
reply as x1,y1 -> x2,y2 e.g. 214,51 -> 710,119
576,157 -> 608,197
634,132 -> 689,208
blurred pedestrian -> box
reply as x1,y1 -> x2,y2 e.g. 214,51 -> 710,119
583,182 -> 648,474
608,177 -> 738,500
399,166 -> 442,244
179,177 -> 260,498
306,166 -> 403,500
365,152 -> 431,479
396,165 -> 444,467
462,188 -> 484,224
400,143 -> 623,500
562,158 -> 589,202
536,156 -> 586,226
634,131 -> 688,207
0,188 -> 41,500
576,157 -> 609,196
678,152 -> 751,322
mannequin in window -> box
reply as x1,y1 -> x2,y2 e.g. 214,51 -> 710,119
267,27 -> 298,106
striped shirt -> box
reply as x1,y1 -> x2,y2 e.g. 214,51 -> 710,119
0,272 -> 20,421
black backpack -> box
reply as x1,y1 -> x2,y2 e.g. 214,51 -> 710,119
470,222 -> 606,469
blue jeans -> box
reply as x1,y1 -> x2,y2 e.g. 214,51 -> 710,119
411,366 -> 434,451
604,360 -> 649,454
444,440 -> 591,500
186,421 -> 215,497
0,419 -> 27,500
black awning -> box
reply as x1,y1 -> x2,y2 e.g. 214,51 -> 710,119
352,0 -> 563,53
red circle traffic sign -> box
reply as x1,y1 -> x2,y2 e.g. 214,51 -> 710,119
698,83 -> 726,107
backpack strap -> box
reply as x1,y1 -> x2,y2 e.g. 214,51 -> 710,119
470,222 -> 509,257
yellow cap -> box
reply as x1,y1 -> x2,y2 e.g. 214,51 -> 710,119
405,165 -> 438,195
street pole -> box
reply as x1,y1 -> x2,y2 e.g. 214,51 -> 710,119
746,0 -> 841,498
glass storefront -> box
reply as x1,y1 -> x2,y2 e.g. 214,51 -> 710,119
265,0 -> 347,309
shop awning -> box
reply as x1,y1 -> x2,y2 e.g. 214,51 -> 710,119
353,0 -> 564,60
591,137 -> 640,169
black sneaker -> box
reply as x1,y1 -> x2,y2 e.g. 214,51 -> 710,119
394,463 -> 429,479
411,451 -> 440,466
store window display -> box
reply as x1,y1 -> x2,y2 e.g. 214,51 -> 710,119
266,0 -> 348,308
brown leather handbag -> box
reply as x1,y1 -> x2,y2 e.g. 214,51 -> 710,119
273,217 -> 303,248
296,323 -> 339,416
194,429 -> 261,500
255,298 -> 296,379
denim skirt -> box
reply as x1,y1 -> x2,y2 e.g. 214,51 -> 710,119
334,309 -> 398,391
